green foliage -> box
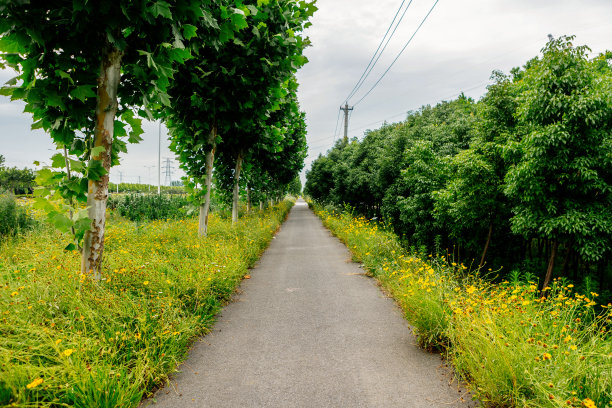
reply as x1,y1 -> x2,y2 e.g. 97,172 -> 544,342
0,0 -> 229,270
112,194 -> 191,221
0,190 -> 35,238
0,200 -> 294,407
0,165 -> 35,195
315,204 -> 612,408
108,183 -> 185,194
166,0 -> 315,208
505,36 -> 612,263
306,36 -> 612,294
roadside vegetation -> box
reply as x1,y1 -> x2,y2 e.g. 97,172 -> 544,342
0,200 -> 293,407
0,190 -> 36,239
305,37 -> 612,298
314,205 -> 611,407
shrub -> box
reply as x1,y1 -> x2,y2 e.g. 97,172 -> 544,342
0,190 -> 35,238
112,194 -> 191,221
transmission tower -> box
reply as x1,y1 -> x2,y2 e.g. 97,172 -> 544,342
162,157 -> 174,186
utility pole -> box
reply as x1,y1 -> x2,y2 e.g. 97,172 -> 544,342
144,165 -> 155,193
340,103 -> 353,142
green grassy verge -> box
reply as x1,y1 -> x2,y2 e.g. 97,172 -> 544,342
0,200 -> 293,407
312,204 -> 611,408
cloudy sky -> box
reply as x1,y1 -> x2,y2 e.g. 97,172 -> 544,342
1,0 -> 611,186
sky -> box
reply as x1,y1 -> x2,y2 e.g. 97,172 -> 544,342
1,0 -> 611,186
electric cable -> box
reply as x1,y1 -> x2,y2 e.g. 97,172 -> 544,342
332,108 -> 341,140
344,0 -> 412,103
353,0 -> 440,107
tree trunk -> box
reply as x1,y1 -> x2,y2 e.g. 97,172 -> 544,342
231,151 -> 244,224
198,125 -> 217,237
81,48 -> 122,279
560,241 -> 573,276
542,240 -> 559,291
246,184 -> 251,213
479,221 -> 494,269
259,201 -> 263,211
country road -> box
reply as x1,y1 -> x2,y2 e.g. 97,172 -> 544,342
147,199 -> 476,407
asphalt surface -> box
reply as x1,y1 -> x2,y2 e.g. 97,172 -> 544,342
147,200 -> 476,407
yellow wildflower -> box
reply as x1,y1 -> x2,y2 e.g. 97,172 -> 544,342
26,378 -> 43,389
62,349 -> 74,357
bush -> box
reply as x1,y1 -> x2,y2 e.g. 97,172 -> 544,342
111,194 -> 191,221
0,190 -> 35,238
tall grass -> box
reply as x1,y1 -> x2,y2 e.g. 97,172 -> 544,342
314,205 -> 611,408
0,200 -> 293,407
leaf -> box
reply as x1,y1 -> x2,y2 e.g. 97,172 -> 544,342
149,1 -> 172,19
70,85 -> 96,102
0,36 -> 24,53
69,159 -> 85,173
90,146 -> 106,159
114,120 -> 127,137
46,91 -> 64,108
4,76 -> 19,86
230,13 -> 248,30
246,5 -> 259,16
50,213 -> 73,233
219,22 -> 235,43
55,70 -> 73,82
158,92 -> 171,107
86,160 -> 107,181
182,24 -> 197,40
64,243 -> 77,251
51,153 -> 66,169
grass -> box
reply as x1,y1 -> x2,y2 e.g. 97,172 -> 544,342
0,200 -> 293,407
313,204 -> 612,408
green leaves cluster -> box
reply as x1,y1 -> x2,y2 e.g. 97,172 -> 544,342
166,0 -> 314,208
0,0 -> 315,255
306,36 -> 612,290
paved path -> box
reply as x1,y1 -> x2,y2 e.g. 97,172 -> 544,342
148,200 -> 476,407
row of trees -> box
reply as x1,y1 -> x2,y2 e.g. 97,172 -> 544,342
0,154 -> 35,194
306,37 -> 612,293
0,0 -> 315,278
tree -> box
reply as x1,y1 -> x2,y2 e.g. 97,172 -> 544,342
0,166 -> 35,194
434,72 -> 518,268
505,36 -> 612,289
0,0 -> 216,278
168,0 -> 314,230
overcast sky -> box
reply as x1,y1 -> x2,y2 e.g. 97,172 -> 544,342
1,0 -> 611,186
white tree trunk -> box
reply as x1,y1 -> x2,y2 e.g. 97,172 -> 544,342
246,185 -> 251,213
198,125 -> 217,237
231,152 -> 244,224
81,48 -> 122,279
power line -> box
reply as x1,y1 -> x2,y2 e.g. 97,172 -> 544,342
344,0 -> 412,103
332,108 -> 341,140
353,0 -> 441,107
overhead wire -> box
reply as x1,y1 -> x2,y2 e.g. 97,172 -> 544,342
332,108 -> 341,140
353,0 -> 441,107
344,0 -> 413,103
